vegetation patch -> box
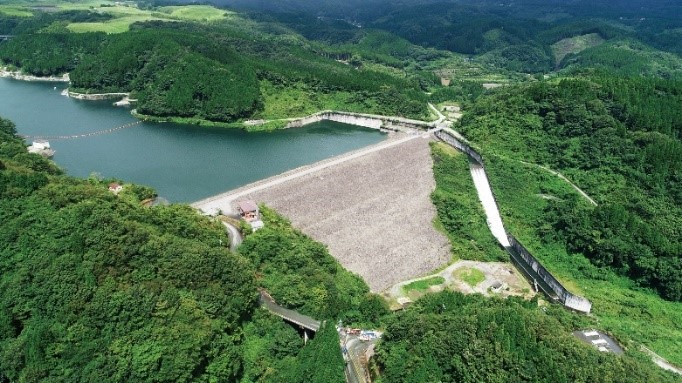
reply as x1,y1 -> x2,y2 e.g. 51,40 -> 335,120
430,142 -> 508,262
238,206 -> 389,325
0,6 -> 33,17
402,276 -> 446,293
373,291 -> 678,382
67,15 -> 165,34
551,33 -> 605,66
158,5 -> 233,22
0,118 -> 257,382
454,267 -> 485,287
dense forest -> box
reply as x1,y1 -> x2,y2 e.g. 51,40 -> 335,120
0,11 -> 429,123
0,118 -> 354,382
373,291 -> 678,382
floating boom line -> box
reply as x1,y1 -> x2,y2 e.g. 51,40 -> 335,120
20,120 -> 143,140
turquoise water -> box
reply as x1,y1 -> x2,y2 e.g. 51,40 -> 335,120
0,78 -> 386,202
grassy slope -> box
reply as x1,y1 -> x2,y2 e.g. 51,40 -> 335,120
0,5 -> 33,17
483,155 -> 682,366
50,3 -> 233,34
254,80 -> 382,120
561,39 -> 682,78
551,33 -> 605,65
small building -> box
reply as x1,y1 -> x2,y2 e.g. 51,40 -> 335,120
238,200 -> 264,231
27,140 -> 55,158
108,183 -> 123,193
238,200 -> 259,221
32,140 -> 50,150
489,281 -> 507,294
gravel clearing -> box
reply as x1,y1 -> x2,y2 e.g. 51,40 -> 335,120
199,133 -> 451,291
385,260 -> 536,309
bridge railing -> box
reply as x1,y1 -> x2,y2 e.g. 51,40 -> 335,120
434,129 -> 484,165
259,290 -> 322,332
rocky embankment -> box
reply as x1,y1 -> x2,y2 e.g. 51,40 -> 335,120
0,67 -> 69,82
66,91 -> 129,101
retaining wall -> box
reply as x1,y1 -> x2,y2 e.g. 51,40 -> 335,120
435,128 -> 592,314
67,91 -> 129,101
508,236 -> 591,313
285,111 -> 431,132
434,130 -> 483,164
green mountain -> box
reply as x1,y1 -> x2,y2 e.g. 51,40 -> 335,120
1,0 -> 681,381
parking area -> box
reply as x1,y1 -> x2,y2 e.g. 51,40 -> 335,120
573,329 -> 624,354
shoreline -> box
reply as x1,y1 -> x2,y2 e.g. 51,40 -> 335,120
66,90 -> 130,101
0,67 -> 69,82
2,65 -> 442,133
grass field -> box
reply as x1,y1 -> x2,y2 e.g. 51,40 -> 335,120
0,1 -> 233,34
0,5 -> 33,17
158,5 -> 234,21
67,15 -> 165,33
255,79 -> 402,120
402,276 -> 446,293
551,33 -> 605,66
454,267 -> 485,287
484,154 -> 682,366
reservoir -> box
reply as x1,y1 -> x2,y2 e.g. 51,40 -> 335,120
0,78 -> 386,202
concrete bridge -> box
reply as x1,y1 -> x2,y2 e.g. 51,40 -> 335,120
259,290 -> 321,344
0,35 -> 13,42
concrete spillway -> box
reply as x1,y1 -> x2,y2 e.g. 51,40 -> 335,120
469,163 -> 510,247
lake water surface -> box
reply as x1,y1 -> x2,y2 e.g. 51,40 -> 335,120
0,78 -> 385,202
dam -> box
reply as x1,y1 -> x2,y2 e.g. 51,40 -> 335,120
193,130 -> 451,292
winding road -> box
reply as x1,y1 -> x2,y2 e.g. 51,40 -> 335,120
220,221 -> 242,251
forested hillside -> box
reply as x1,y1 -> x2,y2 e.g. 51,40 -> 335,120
239,207 -> 389,323
0,118 -> 255,381
0,9 -> 429,124
0,118 -> 354,382
458,75 -> 681,302
373,292 -> 679,382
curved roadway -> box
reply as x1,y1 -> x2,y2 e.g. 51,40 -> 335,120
221,221 -> 242,252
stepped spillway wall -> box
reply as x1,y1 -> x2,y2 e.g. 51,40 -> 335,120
435,128 -> 592,314
508,236 -> 592,313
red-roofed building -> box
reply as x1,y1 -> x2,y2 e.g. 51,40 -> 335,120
238,200 -> 259,221
108,183 -> 123,193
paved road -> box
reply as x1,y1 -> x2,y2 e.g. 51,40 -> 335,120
259,291 -> 321,332
343,335 -> 379,383
428,102 -> 445,123
641,346 -> 682,376
221,221 -> 242,251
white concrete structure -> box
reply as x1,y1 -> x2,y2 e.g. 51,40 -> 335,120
469,163 -> 510,247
